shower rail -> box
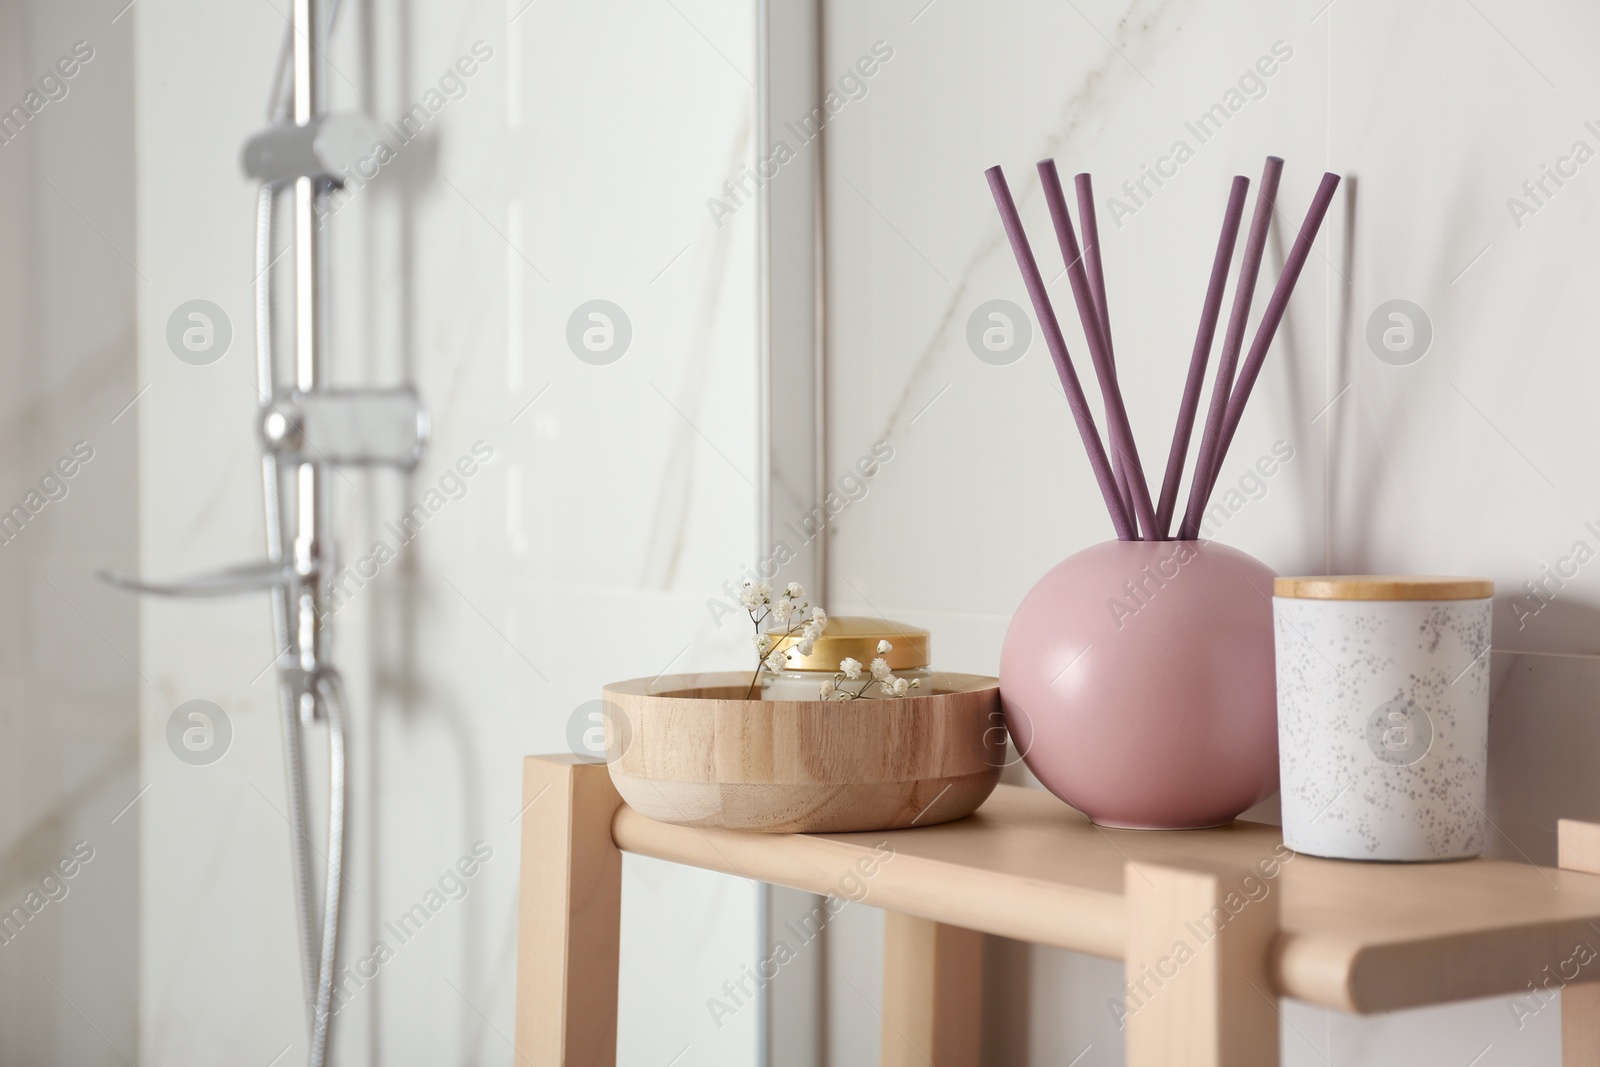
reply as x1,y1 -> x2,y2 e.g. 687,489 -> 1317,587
100,1 -> 425,1063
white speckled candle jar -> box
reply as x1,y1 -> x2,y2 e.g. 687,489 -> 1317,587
1273,576 -> 1493,862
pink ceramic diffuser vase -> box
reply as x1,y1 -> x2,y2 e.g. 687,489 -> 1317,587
999,539 -> 1278,829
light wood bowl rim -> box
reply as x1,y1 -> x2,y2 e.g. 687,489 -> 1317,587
604,670 -> 997,703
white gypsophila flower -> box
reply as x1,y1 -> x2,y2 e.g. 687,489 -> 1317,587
876,639 -> 892,654
763,650 -> 788,673
811,606 -> 827,626
754,633 -> 773,653
870,657 -> 891,681
771,599 -> 794,625
786,582 -> 804,599
839,657 -> 862,680
755,581 -> 772,601
802,620 -> 822,639
738,583 -> 762,611
797,639 -> 814,657
890,677 -> 911,698
818,677 -> 836,699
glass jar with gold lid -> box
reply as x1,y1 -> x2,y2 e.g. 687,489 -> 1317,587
761,616 -> 932,700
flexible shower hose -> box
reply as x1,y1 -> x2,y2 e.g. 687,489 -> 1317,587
255,178 -> 348,1067
310,672 -> 349,1067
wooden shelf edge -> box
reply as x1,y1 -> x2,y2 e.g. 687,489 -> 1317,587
581,777 -> 1600,1018
609,800 -> 1600,1015
1341,921 -> 1600,1014
611,803 -> 1127,958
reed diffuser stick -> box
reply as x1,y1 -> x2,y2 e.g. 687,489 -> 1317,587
1179,156 -> 1283,540
985,156 -> 1338,545
1154,175 -> 1248,539
1037,159 -> 1159,539
1202,171 -> 1342,507
985,165 -> 1136,540
1073,173 -> 1136,534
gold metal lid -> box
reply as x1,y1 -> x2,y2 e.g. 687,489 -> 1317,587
1274,575 -> 1494,601
772,615 -> 930,671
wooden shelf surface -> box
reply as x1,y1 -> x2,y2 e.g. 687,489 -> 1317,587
611,782 -> 1600,1013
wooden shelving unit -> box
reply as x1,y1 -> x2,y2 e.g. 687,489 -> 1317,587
514,754 -> 1600,1066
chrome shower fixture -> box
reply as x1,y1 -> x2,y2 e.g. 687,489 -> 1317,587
240,113 -> 382,186
102,1 -> 425,1064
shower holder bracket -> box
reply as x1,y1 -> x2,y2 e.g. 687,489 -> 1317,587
241,113 -> 383,184
261,386 -> 429,470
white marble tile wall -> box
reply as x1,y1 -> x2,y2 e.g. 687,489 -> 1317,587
821,0 -> 1597,1062
0,1 -> 139,1063
134,0 -> 767,1064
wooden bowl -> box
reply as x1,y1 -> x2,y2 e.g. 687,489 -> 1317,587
602,671 -> 1003,833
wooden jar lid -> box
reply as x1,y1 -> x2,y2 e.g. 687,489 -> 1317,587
1273,575 -> 1494,601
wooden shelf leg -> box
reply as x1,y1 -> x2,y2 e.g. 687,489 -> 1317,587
881,912 -> 983,1066
1124,860 -> 1280,1067
1560,820 -> 1600,1066
514,755 -> 625,1067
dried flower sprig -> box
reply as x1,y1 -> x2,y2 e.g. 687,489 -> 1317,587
741,581 -> 827,698
821,639 -> 921,701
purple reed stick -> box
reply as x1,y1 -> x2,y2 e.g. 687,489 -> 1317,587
1038,159 -> 1159,541
1073,172 -> 1137,533
1179,156 -> 1283,541
1154,175 -> 1248,539
985,165 -> 1136,540
1200,171 -> 1342,511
